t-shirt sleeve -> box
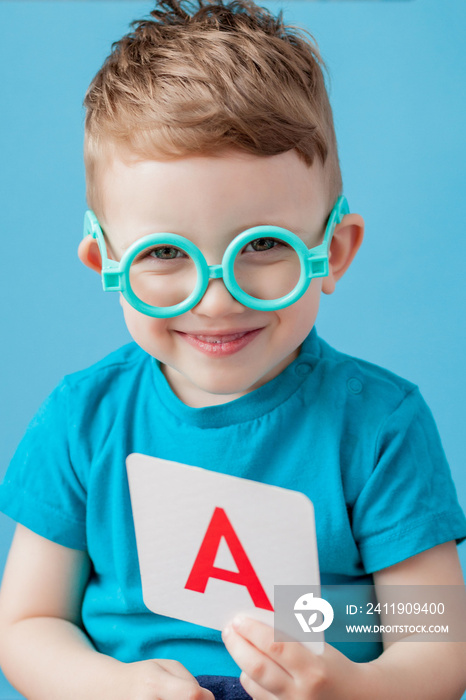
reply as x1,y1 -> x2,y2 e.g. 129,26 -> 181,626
0,380 -> 87,550
351,387 -> 466,573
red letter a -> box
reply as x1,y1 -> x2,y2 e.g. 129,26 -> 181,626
184,507 -> 273,611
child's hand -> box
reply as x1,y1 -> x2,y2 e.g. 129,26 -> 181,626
222,616 -> 367,700
124,658 -> 215,700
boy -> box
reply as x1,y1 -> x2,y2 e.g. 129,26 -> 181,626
0,0 -> 465,698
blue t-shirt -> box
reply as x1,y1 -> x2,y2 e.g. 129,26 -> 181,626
0,328 -> 465,673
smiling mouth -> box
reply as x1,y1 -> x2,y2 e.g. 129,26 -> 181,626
189,331 -> 254,343
176,328 -> 263,355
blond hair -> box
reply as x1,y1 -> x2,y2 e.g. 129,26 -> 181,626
84,0 -> 342,214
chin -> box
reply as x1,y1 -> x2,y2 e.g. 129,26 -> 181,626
193,370 -> 260,398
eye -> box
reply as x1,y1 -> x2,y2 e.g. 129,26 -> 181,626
149,246 -> 185,260
243,238 -> 280,253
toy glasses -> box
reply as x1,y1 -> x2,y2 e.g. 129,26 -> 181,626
83,195 -> 349,318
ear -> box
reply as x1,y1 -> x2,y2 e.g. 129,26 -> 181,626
78,235 -> 103,274
321,213 -> 364,295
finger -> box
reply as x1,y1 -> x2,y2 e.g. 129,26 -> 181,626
156,658 -> 198,682
240,671 -> 277,700
230,615 -> 314,675
151,661 -> 215,700
222,625 -> 289,696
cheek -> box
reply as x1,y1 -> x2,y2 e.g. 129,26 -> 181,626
120,296 -> 170,351
278,280 -> 322,331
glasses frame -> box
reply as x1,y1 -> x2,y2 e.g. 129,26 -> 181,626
83,195 -> 349,318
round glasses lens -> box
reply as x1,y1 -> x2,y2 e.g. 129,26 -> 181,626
129,243 -> 197,309
233,236 -> 302,301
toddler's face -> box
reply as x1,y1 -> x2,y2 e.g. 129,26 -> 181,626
83,149 -> 339,407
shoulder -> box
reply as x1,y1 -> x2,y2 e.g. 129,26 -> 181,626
60,342 -> 149,397
305,331 -> 431,447
313,332 -> 419,414
24,343 -> 150,432
44,343 -> 152,435
41,343 -> 155,458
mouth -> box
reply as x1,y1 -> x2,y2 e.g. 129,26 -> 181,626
189,331 -> 253,343
176,328 -> 263,356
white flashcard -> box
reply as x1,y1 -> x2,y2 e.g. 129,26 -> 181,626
126,453 -> 323,652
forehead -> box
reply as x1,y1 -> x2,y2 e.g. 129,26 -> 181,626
95,147 -> 329,247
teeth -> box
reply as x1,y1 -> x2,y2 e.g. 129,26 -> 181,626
194,332 -> 247,343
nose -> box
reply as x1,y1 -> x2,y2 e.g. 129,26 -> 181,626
191,277 -> 245,317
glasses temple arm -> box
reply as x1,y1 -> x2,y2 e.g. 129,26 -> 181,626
305,196 -> 349,278
83,210 -> 122,290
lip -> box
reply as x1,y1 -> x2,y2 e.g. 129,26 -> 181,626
176,328 -> 264,356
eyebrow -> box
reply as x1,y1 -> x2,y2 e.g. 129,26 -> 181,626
228,219 -> 325,246
113,221 -> 321,254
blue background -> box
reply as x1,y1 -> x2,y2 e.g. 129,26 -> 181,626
0,0 -> 465,697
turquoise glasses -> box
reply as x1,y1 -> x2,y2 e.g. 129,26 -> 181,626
83,195 -> 349,318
